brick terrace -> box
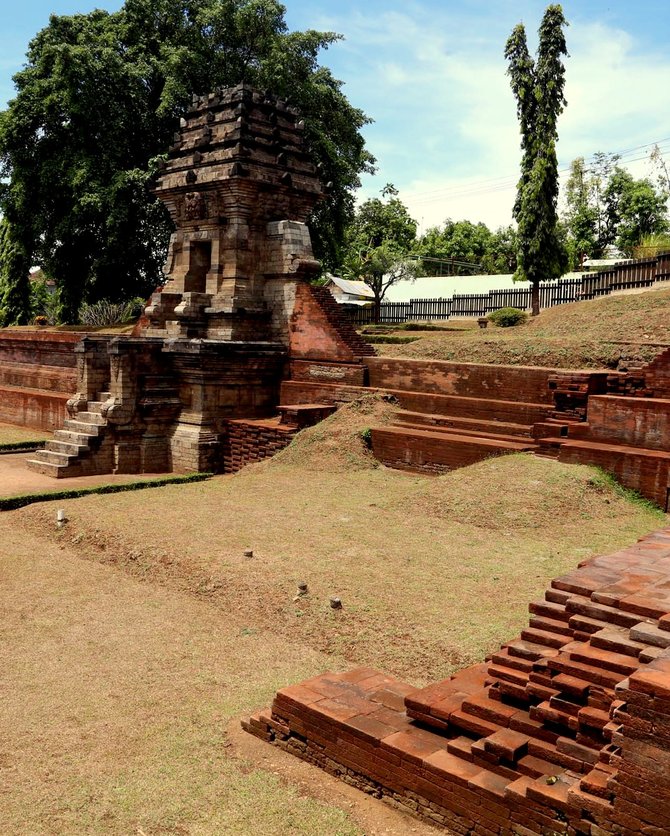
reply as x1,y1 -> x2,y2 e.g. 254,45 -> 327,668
245,528 -> 670,835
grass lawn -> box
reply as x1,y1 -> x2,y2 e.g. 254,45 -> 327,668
372,286 -> 670,368
1,414 -> 665,834
0,422 -> 50,445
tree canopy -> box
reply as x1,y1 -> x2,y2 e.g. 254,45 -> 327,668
505,4 -> 569,315
415,220 -> 518,275
0,0 -> 374,323
341,185 -> 420,321
563,153 -> 668,262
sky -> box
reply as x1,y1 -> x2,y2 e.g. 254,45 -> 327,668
2,0 -> 670,234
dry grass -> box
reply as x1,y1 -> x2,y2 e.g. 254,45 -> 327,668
375,287 -> 670,368
1,400 -> 666,834
0,422 -> 49,445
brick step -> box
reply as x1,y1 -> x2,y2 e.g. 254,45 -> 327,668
590,628 -> 647,658
546,655 -> 626,690
529,599 -> 571,623
528,615 -> 574,637
280,380 -> 554,424
505,638 -> 561,662
520,627 -> 573,649
559,437 -> 670,461
394,420 -> 535,446
54,429 -> 100,447
393,410 -> 533,437
75,411 -> 106,425
560,642 -> 641,676
32,448 -> 76,466
564,595 -> 651,629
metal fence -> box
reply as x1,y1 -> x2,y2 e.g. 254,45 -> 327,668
351,253 -> 670,325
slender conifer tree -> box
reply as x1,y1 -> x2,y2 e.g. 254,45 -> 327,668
505,5 -> 569,315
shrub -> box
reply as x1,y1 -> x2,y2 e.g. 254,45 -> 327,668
487,307 -> 528,327
78,298 -> 145,327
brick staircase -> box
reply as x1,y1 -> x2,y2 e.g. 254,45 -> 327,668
26,391 -> 113,477
307,285 -> 376,357
247,528 -> 670,834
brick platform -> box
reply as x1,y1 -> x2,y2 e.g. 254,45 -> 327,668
246,528 -> 670,834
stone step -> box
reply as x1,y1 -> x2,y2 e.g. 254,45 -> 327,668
25,458 -> 77,478
86,400 -> 106,414
76,411 -> 106,425
63,419 -> 103,436
98,391 -> 112,400
45,440 -> 88,456
54,429 -> 98,447
33,449 -> 75,466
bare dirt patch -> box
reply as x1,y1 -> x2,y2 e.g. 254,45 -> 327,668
1,400 -> 666,833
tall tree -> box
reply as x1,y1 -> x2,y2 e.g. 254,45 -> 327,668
0,0 -> 374,322
505,5 -> 569,315
0,218 -> 31,326
342,185 -> 420,322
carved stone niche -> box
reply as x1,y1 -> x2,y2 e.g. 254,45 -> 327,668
184,191 -> 207,221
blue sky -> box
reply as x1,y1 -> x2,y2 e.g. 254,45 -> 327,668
2,0 -> 669,232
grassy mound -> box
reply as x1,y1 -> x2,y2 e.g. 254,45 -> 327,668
411,454 -> 657,531
375,286 -> 670,368
261,393 -> 397,473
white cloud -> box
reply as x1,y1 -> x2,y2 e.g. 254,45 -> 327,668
323,5 -> 670,230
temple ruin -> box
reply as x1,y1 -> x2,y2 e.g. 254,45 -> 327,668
26,84 -> 372,478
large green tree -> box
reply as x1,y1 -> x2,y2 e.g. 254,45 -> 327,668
342,184 -> 420,322
505,4 -> 569,315
0,0 -> 373,322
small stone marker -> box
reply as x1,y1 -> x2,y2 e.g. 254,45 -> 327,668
297,582 -> 308,595
56,508 -> 67,528
329,596 -> 342,609
244,549 -> 253,558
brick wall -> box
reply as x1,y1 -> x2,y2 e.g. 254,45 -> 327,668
0,331 -> 79,430
289,283 -> 374,361
222,417 -> 296,472
586,395 -> 670,450
364,358 -> 557,404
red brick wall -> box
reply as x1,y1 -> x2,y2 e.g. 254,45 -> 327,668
364,358 -> 556,404
0,330 -> 79,430
223,417 -> 296,472
288,283 -> 360,362
587,395 -> 670,450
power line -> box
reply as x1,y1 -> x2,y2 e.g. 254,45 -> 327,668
405,139 -> 670,205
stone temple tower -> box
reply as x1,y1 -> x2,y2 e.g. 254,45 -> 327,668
28,85 -> 373,479
144,83 -> 324,342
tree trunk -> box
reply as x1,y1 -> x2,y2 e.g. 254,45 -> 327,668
531,281 -> 540,316
373,295 -> 381,324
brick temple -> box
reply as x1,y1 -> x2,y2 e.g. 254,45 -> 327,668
26,84 -> 372,477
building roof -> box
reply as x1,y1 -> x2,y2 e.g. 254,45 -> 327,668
325,274 -> 375,299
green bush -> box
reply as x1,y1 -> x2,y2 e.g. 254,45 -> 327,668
487,307 -> 528,327
78,297 -> 145,327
